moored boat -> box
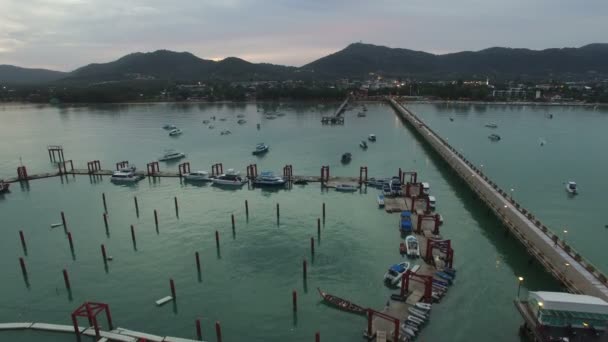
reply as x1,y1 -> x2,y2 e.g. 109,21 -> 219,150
566,181 -> 578,195
368,134 -> 376,142
383,261 -> 410,286
357,112 -> 366,117
341,152 -> 352,163
428,195 -> 436,210
252,143 -> 269,155
0,180 -> 10,193
184,171 -> 211,181
252,171 -> 285,187
163,124 -> 177,130
169,128 -> 183,136
421,182 -> 430,195
317,288 -> 367,315
488,133 -> 501,141
485,123 -> 498,128
360,140 -> 368,149
111,167 -> 144,183
377,194 -> 385,207
212,169 -> 247,187
335,184 -> 358,192
405,235 -> 420,258
158,150 -> 186,161
367,177 -> 389,188
400,211 -> 413,234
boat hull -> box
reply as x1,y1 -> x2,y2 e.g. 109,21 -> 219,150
317,288 -> 366,316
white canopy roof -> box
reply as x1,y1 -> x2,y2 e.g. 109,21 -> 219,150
529,291 -> 608,315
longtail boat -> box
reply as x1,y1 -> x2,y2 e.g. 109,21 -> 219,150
317,288 -> 366,315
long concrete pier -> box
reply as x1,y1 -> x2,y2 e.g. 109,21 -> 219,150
387,97 -> 608,301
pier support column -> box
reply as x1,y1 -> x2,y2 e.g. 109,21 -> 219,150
215,321 -> 222,342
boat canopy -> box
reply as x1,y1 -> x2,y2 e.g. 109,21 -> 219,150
260,171 -> 274,177
401,221 -> 412,229
390,264 -> 407,273
401,211 -> 412,218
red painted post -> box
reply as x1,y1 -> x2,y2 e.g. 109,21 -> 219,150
61,211 -> 67,230
215,230 -> 220,248
19,257 -> 27,275
195,252 -> 201,272
196,319 -> 202,341
102,193 -> 107,213
19,230 -> 26,251
367,309 -> 373,337
63,269 -> 71,290
130,225 -> 136,244
292,290 -> 297,312
154,210 -> 159,228
67,232 -> 74,250
245,200 -> 249,217
315,332 -> 320,342
101,244 -> 107,263
310,237 -> 315,254
103,213 -> 108,229
174,197 -> 179,217
215,321 -> 222,342
170,278 -> 176,299
303,259 -> 307,279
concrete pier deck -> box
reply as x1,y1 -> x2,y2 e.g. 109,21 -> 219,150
388,97 -> 608,301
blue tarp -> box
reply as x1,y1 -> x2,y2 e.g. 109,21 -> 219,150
390,264 -> 406,273
401,211 -> 412,218
400,220 -> 412,230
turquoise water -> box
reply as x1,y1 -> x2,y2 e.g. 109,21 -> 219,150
409,102 -> 608,274
0,102 -> 561,341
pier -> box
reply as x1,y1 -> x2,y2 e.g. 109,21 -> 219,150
387,97 -> 608,301
321,96 -> 350,124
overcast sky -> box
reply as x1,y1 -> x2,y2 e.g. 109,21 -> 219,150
1,0 -> 607,71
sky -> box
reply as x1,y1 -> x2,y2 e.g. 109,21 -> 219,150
0,0 -> 607,71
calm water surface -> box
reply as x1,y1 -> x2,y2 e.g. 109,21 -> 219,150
0,102 -> 565,341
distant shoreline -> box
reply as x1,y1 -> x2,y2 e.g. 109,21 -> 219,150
398,99 -> 608,107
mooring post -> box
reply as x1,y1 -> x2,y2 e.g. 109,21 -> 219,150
292,290 -> 298,312
195,252 -> 201,272
63,269 -> 71,291
196,319 -> 202,341
303,259 -> 307,279
154,209 -> 159,229
276,203 -> 280,223
174,197 -> 179,217
310,237 -> 315,255
215,230 -> 220,248
67,232 -> 74,250
317,218 -> 321,237
19,230 -> 26,252
134,196 -> 139,217
101,244 -> 107,263
102,193 -> 107,213
130,225 -> 136,245
315,332 -> 320,342
322,203 -> 326,221
231,214 -> 235,230
215,321 -> 222,342
170,278 -> 176,299
19,257 -> 27,275
103,213 -> 108,229
245,200 -> 249,217
61,211 -> 67,230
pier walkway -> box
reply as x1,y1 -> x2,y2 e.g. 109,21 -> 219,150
321,96 -> 350,124
387,97 -> 608,301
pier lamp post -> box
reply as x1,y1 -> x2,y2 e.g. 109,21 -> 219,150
510,188 -> 515,200
563,229 -> 568,243
517,276 -> 524,299
537,302 -> 544,320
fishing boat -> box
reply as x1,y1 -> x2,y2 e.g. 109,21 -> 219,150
111,168 -> 144,183
405,235 -> 420,258
383,261 -> 410,286
158,150 -> 186,161
360,141 -> 368,149
317,288 -> 366,316
341,153 -> 352,163
368,134 -> 376,142
335,184 -> 358,192
566,181 -> 578,195
485,123 -> 498,128
252,143 -> 269,155
377,194 -> 385,208
252,171 -> 285,187
488,134 -> 501,141
163,124 -> 177,130
0,180 -> 10,193
183,171 -> 211,182
169,128 -> 183,136
212,169 -> 247,187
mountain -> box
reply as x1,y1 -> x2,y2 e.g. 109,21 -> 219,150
0,65 -> 67,84
64,50 -> 295,83
302,43 -> 608,80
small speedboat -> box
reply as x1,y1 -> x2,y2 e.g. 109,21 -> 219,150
341,153 -> 352,163
265,114 -> 277,120
384,261 -> 410,286
400,211 -> 413,234
485,123 -> 498,128
488,134 -> 501,141
0,180 -> 10,193
317,288 -> 366,316
163,124 -> 177,130
252,143 -> 269,155
367,177 -> 389,188
184,171 -> 211,182
219,118 -> 227,121
252,171 -> 285,187
360,141 -> 368,149
237,114 -> 245,118
111,168 -> 144,183
212,169 -> 247,187
335,184 -> 358,192
158,150 -> 186,161
421,182 -> 430,195
209,125 -> 215,129
220,130 -> 232,135
566,181 -> 578,195
357,112 -> 366,117
377,194 -> 385,208
390,178 -> 402,196
382,184 -> 392,197
237,119 -> 247,124
428,195 -> 436,210
368,134 -> 376,142
405,235 -> 420,258
202,120 -> 210,124
169,128 -> 183,136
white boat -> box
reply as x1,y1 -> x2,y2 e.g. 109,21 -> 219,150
377,194 -> 385,208
368,134 -> 376,142
360,141 -> 368,149
163,124 -> 177,130
335,184 -> 358,192
111,168 -> 144,183
0,180 -> 10,193
382,184 -> 392,197
389,178 -> 402,196
421,182 -> 430,195
220,130 -> 232,135
212,169 -> 247,187
428,195 -> 436,210
485,123 -> 498,128
169,128 -> 183,136
252,171 -> 285,187
237,119 -> 247,124
488,133 -> 501,141
405,235 -> 420,258
252,143 -> 269,155
184,171 -> 211,181
415,302 -> 432,311
159,150 -> 186,161
566,181 -> 578,195
383,261 -> 410,286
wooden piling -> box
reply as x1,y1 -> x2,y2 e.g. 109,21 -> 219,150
134,196 -> 139,217
303,259 -> 307,279
154,210 -> 159,228
19,230 -> 26,252
67,232 -> 74,250
103,213 -> 108,229
322,203 -> 326,221
19,257 -> 27,275
101,244 -> 107,263
195,252 -> 201,272
245,200 -> 249,217
174,197 -> 179,217
292,290 -> 297,312
310,237 -> 315,254
231,214 -> 235,230
102,193 -> 107,213
315,332 -> 320,342
63,269 -> 71,290
215,321 -> 222,342
170,278 -> 176,299
61,211 -> 67,230
196,319 -> 202,341
317,218 -> 321,236
130,225 -> 136,244
276,203 -> 280,223
215,231 -> 220,248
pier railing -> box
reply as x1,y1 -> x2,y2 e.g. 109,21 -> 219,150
387,97 -> 608,298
